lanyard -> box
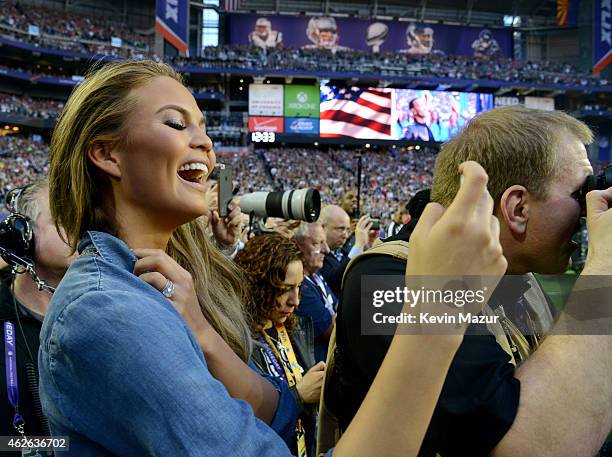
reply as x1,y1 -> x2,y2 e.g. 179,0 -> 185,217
305,274 -> 335,315
258,335 -> 287,384
261,324 -> 303,387
4,321 -> 25,436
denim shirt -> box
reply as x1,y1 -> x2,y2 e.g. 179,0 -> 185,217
39,231 -> 334,456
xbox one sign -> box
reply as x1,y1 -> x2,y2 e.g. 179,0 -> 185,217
284,85 -> 319,118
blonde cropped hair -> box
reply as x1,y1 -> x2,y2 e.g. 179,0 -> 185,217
49,60 -> 252,360
431,105 -> 593,208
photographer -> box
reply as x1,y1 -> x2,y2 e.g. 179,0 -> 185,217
329,105 -> 611,457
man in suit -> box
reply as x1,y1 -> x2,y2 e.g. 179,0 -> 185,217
293,222 -> 336,362
319,205 -> 371,298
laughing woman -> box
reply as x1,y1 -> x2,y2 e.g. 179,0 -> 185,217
41,60 -> 506,456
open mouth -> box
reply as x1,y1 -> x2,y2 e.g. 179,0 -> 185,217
177,162 -> 209,185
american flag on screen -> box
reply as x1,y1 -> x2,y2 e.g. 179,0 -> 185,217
320,86 -> 393,139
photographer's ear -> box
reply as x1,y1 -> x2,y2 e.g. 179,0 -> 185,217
87,142 -> 122,179
499,185 -> 530,237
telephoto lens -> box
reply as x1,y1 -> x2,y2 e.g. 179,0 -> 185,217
239,188 -> 321,222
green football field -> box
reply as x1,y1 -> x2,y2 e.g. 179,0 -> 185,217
535,272 -> 611,444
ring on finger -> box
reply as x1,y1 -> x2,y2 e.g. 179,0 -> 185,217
161,278 -> 175,299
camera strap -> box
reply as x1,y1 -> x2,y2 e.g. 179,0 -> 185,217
4,321 -> 26,437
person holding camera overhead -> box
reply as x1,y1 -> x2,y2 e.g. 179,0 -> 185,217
39,59 -> 509,456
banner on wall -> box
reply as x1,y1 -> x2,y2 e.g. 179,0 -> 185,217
495,96 -> 555,111
248,116 -> 284,132
229,14 -> 512,58
284,85 -> 320,118
248,84 -> 284,116
156,0 -> 189,54
593,0 -> 612,72
285,117 -> 319,134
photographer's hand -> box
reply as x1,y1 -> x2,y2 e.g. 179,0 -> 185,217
582,187 -> 612,274
354,215 -> 372,249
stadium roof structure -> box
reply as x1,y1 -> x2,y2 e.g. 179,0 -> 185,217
236,0 -> 560,28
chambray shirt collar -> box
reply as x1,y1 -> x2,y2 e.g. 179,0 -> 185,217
77,230 -> 137,272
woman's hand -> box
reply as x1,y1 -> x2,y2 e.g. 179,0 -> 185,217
133,248 -> 215,352
296,361 -> 326,404
210,197 -> 242,249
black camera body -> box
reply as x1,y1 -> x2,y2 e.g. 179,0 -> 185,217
579,164 -> 612,208
0,186 -> 35,268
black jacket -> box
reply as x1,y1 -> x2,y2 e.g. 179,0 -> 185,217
319,252 -> 350,299
0,270 -> 50,455
250,315 -> 317,456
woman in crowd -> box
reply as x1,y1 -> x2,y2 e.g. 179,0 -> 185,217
40,59 -> 506,456
235,233 -> 323,456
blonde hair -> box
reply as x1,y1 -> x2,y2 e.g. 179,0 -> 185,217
49,60 -> 252,361
431,105 -> 593,207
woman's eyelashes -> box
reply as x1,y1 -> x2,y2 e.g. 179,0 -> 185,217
165,119 -> 208,135
165,119 -> 186,130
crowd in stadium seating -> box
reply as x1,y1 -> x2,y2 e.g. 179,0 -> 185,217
217,150 -> 275,194
261,147 -> 356,206
0,135 -> 49,211
330,147 -> 436,218
0,135 -> 437,228
258,147 -> 436,225
0,93 -> 63,119
0,1 -> 605,89
0,0 -> 153,58
182,46 -> 607,87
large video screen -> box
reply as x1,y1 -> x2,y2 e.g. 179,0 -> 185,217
229,14 -> 512,58
247,84 -> 494,142
320,86 -> 494,141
